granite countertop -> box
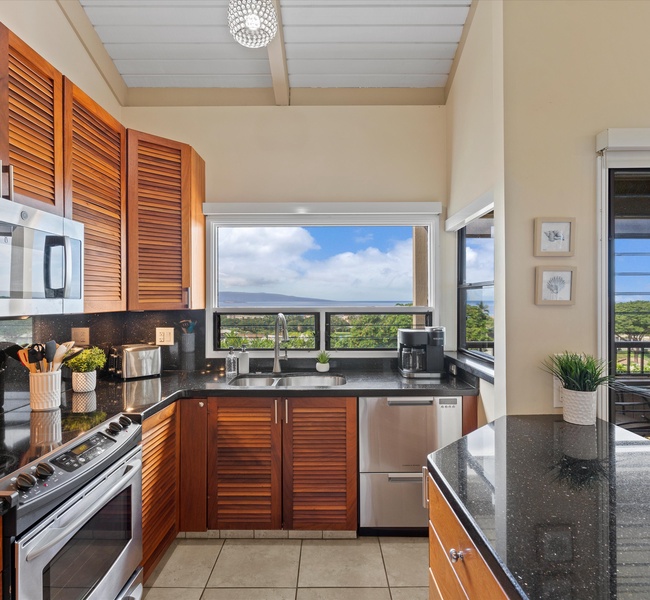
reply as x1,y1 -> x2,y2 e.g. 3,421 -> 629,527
0,364 -> 477,483
427,414 -> 650,599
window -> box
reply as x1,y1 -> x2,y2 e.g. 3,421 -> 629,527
205,203 -> 440,357
609,169 -> 650,377
458,211 -> 494,359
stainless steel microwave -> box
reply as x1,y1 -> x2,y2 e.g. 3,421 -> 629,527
0,197 -> 84,316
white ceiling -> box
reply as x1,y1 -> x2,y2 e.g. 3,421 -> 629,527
78,0 -> 471,92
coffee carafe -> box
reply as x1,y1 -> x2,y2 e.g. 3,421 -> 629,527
397,326 -> 445,378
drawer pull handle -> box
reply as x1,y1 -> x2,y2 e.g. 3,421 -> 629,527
449,548 -> 464,563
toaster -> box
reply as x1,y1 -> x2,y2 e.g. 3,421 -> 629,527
108,344 -> 161,379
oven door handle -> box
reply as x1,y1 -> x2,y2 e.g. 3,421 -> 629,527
26,460 -> 141,562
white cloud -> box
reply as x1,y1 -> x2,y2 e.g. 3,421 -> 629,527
218,227 -> 413,302
465,239 -> 494,284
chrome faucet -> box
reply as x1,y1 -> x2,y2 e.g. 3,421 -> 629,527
273,312 -> 289,373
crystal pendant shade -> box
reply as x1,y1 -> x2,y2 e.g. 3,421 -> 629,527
228,0 -> 278,49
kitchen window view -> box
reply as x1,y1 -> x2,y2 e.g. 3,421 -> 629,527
458,212 -> 495,360
212,225 -> 433,352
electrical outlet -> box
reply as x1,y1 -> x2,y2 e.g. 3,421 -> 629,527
156,327 -> 174,346
553,375 -> 563,408
71,327 -> 90,346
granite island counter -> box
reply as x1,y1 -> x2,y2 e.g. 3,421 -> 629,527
426,414 -> 650,599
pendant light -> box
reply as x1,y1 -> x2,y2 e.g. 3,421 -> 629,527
228,0 -> 278,49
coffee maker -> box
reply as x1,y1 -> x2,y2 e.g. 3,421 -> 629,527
397,326 -> 445,379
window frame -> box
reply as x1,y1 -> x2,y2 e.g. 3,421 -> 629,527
204,202 -> 441,358
456,212 -> 495,363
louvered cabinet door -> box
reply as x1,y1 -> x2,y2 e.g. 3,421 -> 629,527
283,397 -> 358,530
207,397 -> 282,530
0,25 -> 64,215
64,79 -> 126,312
127,129 -> 205,311
142,404 -> 180,580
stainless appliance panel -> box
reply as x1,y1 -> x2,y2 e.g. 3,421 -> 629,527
15,446 -> 142,600
360,472 -> 428,528
0,197 -> 83,316
358,396 -> 436,473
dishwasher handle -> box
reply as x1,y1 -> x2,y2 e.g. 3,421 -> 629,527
387,398 -> 434,406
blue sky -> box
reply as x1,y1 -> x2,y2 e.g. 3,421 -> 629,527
218,226 -> 415,303
614,238 -> 650,301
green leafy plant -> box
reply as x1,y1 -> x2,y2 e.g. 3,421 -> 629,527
316,350 -> 331,364
542,352 -> 613,392
65,347 -> 107,373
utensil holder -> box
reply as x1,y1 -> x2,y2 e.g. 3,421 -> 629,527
29,370 -> 62,411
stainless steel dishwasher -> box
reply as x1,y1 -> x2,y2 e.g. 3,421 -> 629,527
359,395 -> 463,530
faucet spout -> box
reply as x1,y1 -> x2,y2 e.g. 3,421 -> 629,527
273,313 -> 289,373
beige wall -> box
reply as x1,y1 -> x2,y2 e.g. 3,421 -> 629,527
0,0 -> 122,119
121,106 -> 446,205
444,0 -> 506,412
502,0 -> 650,414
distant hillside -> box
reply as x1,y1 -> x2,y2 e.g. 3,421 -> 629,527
218,291 -> 338,306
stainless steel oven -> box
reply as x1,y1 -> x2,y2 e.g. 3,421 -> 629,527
0,414 -> 142,600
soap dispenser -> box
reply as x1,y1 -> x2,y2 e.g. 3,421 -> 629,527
226,346 -> 238,379
238,345 -> 250,374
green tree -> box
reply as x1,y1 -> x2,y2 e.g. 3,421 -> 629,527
465,303 -> 494,342
615,300 -> 650,340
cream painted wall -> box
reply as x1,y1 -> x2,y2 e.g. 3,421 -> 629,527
502,0 -> 650,414
121,106 -> 446,205
0,0 -> 121,119
443,0 -> 505,411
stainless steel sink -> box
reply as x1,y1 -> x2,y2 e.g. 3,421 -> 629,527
228,375 -> 277,387
228,373 -> 346,387
275,375 -> 346,387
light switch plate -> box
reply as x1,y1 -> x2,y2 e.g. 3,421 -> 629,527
156,327 -> 174,345
71,327 -> 90,346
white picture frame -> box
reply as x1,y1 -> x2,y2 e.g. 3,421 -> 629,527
535,266 -> 576,305
534,218 -> 575,257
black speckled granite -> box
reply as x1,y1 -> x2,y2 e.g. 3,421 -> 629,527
0,364 -> 477,482
427,414 -> 650,599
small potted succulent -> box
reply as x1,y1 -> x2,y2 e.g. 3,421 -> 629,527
66,347 -> 107,393
315,350 -> 331,373
542,352 -> 613,425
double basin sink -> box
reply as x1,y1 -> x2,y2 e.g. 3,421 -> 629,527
229,372 -> 347,388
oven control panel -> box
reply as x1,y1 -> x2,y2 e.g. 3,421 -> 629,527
51,432 -> 116,472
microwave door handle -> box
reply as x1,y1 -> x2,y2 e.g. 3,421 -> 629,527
43,235 -> 63,296
63,235 -> 73,298
25,459 -> 142,562
0,162 -> 14,202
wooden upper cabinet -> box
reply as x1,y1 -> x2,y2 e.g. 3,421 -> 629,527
127,129 -> 205,311
0,24 -> 64,215
64,78 -> 126,312
283,397 -> 357,531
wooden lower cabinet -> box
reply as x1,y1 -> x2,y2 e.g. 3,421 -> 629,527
142,404 -> 179,580
207,396 -> 357,531
179,398 -> 208,532
428,474 -> 508,599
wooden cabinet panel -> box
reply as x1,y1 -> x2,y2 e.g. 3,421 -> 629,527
0,24 -> 64,215
207,397 -> 282,530
283,396 -> 357,530
142,404 -> 179,580
180,398 -> 208,532
64,78 -> 126,312
127,129 -> 205,311
428,474 -> 508,599
429,522 -> 468,600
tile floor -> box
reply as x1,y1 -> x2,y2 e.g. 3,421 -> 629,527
143,536 -> 428,600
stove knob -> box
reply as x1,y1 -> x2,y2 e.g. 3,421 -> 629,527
35,462 -> 55,480
108,421 -> 123,435
119,415 -> 132,429
16,473 -> 36,491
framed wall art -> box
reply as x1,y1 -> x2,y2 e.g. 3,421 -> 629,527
535,266 -> 576,305
534,218 -> 575,257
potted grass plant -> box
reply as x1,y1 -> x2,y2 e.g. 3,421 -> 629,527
542,352 -> 613,425
316,350 -> 331,373
66,347 -> 107,393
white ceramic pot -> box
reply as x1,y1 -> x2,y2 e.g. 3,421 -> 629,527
561,388 -> 597,425
316,362 -> 330,373
72,370 -> 97,393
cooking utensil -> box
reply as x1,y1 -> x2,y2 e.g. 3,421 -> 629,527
44,340 -> 57,372
61,347 -> 84,364
18,348 -> 35,373
28,344 -> 45,372
3,344 -> 24,364
51,341 -> 75,372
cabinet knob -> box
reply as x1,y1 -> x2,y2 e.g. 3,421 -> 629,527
199,401 -> 204,408
449,548 -> 464,563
